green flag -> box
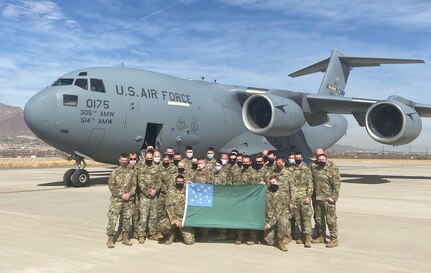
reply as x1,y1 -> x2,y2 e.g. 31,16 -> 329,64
182,183 -> 266,230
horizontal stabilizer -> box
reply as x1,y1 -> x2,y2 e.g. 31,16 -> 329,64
289,56 -> 424,78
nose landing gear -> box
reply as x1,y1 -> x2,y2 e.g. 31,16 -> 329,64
63,155 -> 90,187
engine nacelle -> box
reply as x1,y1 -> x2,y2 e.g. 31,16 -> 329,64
365,100 -> 422,145
242,93 -> 305,137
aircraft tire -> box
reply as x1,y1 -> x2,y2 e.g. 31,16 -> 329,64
63,169 -> 76,187
71,169 -> 90,187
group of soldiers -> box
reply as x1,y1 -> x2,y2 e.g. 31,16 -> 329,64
106,145 -> 341,252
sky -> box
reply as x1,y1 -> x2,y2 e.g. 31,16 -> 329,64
1,0 -> 431,152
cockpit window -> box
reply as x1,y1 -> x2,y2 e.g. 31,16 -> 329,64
52,78 -> 74,86
90,78 -> 106,93
74,78 -> 88,90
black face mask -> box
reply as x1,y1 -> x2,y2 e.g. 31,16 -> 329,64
173,159 -> 180,166
167,154 -> 174,160
255,164 -> 264,171
145,160 -> 153,166
237,161 -> 243,167
295,159 -> 302,165
192,163 -> 198,170
162,162 -> 170,168
263,156 -> 268,162
268,158 -> 275,164
269,184 -> 279,192
175,183 -> 184,189
178,168 -> 185,173
317,161 -> 326,167
229,159 -> 236,165
242,164 -> 250,169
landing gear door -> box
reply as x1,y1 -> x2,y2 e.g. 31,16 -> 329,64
142,123 -> 163,151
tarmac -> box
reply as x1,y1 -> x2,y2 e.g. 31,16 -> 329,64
0,160 -> 430,273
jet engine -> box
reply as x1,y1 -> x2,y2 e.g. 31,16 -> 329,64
242,93 -> 305,137
365,100 -> 422,145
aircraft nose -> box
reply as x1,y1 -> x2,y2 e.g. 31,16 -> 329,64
24,89 -> 58,137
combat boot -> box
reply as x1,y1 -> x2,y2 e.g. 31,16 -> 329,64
234,233 -> 244,245
304,235 -> 312,248
148,234 -> 159,241
326,238 -> 338,248
282,235 -> 292,245
116,231 -> 123,242
138,236 -> 145,244
277,241 -> 288,252
165,233 -> 175,245
312,235 -> 325,244
133,231 -> 139,240
296,234 -> 304,244
107,236 -> 115,248
246,232 -> 258,245
122,232 -> 132,246
155,231 -> 164,241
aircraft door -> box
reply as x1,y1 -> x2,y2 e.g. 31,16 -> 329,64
142,123 -> 163,151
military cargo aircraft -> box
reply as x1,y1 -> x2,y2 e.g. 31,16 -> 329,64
24,49 -> 431,187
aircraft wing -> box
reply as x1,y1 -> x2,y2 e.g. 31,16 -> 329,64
303,93 -> 431,126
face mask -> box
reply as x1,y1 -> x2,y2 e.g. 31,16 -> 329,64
229,159 -> 236,165
269,184 -> 279,192
167,154 -> 173,160
175,183 -> 184,189
263,156 -> 268,162
145,159 -> 153,166
288,158 -> 295,165
174,159 -> 180,166
192,163 -> 198,170
153,157 -> 160,163
268,158 -> 275,164
317,161 -> 326,167
207,153 -> 214,160
186,152 -> 193,158
242,164 -> 250,169
237,161 -> 242,167
221,159 -> 228,165
178,168 -> 185,173
215,166 -> 222,172
129,159 -> 137,165
295,159 -> 302,165
255,164 -> 264,171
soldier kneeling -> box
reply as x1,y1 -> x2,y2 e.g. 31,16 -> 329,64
160,175 -> 195,245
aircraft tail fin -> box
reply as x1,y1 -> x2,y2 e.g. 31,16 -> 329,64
288,49 -> 424,96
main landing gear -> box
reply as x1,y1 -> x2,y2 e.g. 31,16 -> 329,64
63,155 -> 90,187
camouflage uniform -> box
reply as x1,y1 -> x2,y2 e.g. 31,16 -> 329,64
290,163 -> 314,236
271,167 -> 294,237
312,162 -> 341,239
106,166 -> 137,236
210,170 -> 228,185
227,163 -> 242,185
264,187 -> 288,246
205,158 -> 217,172
256,166 -> 270,185
181,157 -> 193,172
136,162 -> 161,238
157,164 -> 177,233
160,185 -> 195,245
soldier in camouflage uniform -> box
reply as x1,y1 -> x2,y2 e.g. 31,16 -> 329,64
136,152 -> 161,243
311,153 -> 341,248
160,175 -> 195,245
156,153 -> 176,240
237,155 -> 260,245
255,154 -> 270,184
271,158 -> 294,244
226,153 -> 241,185
106,153 -> 137,248
289,152 -> 314,248
174,161 -> 190,183
265,151 -> 277,172
191,157 -> 212,241
173,152 -> 182,167
211,160 -> 229,241
264,176 -> 289,251
205,147 -> 217,172
182,146 -> 194,172
189,157 -> 199,176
